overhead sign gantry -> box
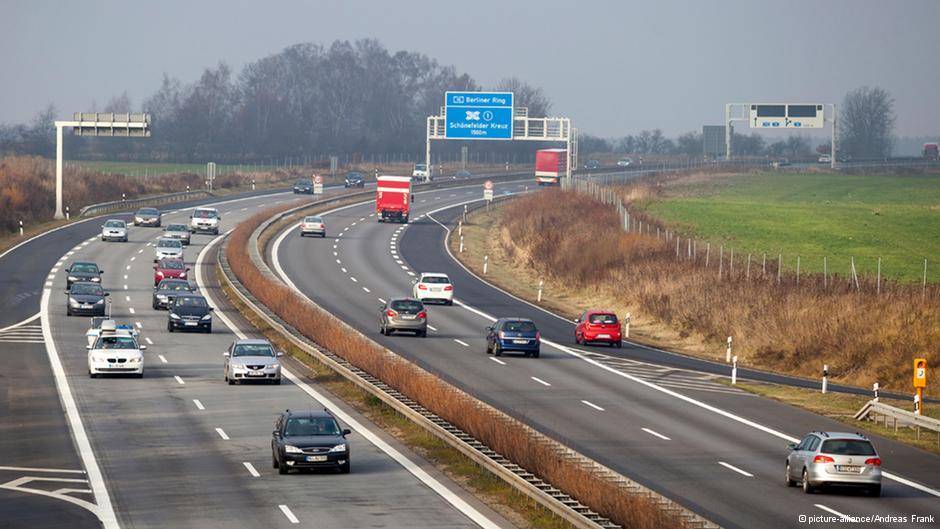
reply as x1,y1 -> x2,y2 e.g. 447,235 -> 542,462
725,103 -> 835,168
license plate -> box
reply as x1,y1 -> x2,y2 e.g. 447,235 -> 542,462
513,339 -> 529,344
836,465 -> 861,472
82,304 -> 93,309
184,321 -> 198,326
597,334 -> 610,339
306,455 -> 327,462
401,314 -> 416,320
432,288 -> 441,292
249,370 -> 264,376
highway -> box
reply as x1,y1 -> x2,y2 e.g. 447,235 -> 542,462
272,182 -> 940,529
0,185 -> 511,529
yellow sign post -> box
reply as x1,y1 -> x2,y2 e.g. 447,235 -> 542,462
913,358 -> 927,415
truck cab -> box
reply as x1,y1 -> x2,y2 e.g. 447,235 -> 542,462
412,163 -> 430,181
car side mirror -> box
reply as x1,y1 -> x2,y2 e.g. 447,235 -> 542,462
342,429 -> 351,436
104,292 -> 110,297
223,351 -> 230,357
140,345 -> 147,350
100,224 -> 105,228
99,270 -> 104,274
787,443 -> 797,451
64,289 -> 70,294
65,268 -> 70,273
574,318 -> 581,323
186,268 -> 191,272
208,307 -> 214,312
276,351 -> 284,357
485,326 -> 493,332
272,430 -> 280,437
85,345 -> 92,350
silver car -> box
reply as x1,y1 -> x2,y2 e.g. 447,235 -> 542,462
100,219 -> 128,242
223,338 -> 283,384
379,298 -> 427,337
163,223 -> 191,245
154,238 -> 184,262
134,207 -> 162,227
786,431 -> 882,496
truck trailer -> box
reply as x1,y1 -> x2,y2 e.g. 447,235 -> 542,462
376,175 -> 412,223
535,148 -> 567,185
924,143 -> 939,160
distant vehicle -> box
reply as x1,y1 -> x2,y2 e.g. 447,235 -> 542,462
299,215 -> 326,238
837,154 -> 852,163
66,282 -> 108,317
167,294 -> 213,333
344,172 -> 365,188
575,310 -> 622,348
65,261 -> 102,288
271,409 -> 351,474
293,178 -> 313,194
134,207 -> 162,227
87,321 -> 145,378
223,338 -> 283,385
485,318 -> 540,357
375,175 -> 412,223
190,207 -> 221,235
786,431 -> 881,496
455,170 -> 473,178
412,163 -> 430,180
163,223 -> 191,245
924,143 -> 939,160
100,219 -> 128,242
583,160 -> 601,170
379,297 -> 427,337
817,155 -> 832,164
616,157 -> 633,167
153,258 -> 189,286
152,278 -> 195,310
154,238 -> 184,262
535,148 -> 567,185
772,158 -> 791,168
86,318 -> 139,347
412,273 -> 454,305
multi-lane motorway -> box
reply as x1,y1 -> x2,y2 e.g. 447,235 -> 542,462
271,182 -> 940,529
0,186 -> 512,529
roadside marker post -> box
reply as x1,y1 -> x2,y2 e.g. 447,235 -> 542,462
483,255 -> 488,275
913,358 -> 927,415
873,382 -> 880,402
726,336 -> 733,363
731,356 -> 738,385
459,236 -> 464,253
624,312 -> 631,338
19,220 -> 23,236
537,280 -> 544,303
822,364 -> 829,394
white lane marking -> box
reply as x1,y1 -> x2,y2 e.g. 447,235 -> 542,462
341,267 -> 347,273
123,285 -> 128,290
51,267 -> 58,273
124,296 -> 130,302
215,428 -> 229,440
400,265 -> 409,270
531,376 -> 551,387
137,249 -> 143,254
395,259 -> 403,264
378,298 -> 386,304
718,461 -> 753,477
814,504 -> 855,522
243,462 -> 260,478
44,281 -> 53,287
642,428 -> 671,441
279,505 -> 299,524
40,280 -> 119,528
193,399 -> 205,411
581,400 -> 605,411
489,357 -> 506,366
0,313 -> 41,334
0,465 -> 85,474
135,322 -> 142,329
128,307 -> 135,314
350,277 -> 358,283
359,217 -> 365,222
66,251 -> 74,256
335,259 -> 341,264
350,222 -> 357,226
453,339 -> 469,347
406,271 -> 415,276
174,376 -> 185,385
158,354 -> 168,363
145,337 -> 153,345
362,287 -> 370,293
427,325 -> 437,331
333,244 -> 337,249
130,256 -> 136,262
125,265 -> 131,270
241,207 -> 248,212
200,234 -> 501,529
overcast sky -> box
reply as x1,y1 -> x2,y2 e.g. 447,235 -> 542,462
2,0 -> 938,137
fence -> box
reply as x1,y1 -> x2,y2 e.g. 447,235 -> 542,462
855,400 -> 940,446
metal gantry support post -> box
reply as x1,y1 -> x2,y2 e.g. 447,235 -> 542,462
54,122 -> 65,219
830,103 -> 838,170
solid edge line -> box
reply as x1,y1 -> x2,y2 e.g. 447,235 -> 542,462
0,312 -> 41,334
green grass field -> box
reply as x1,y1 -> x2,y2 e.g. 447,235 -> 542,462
639,171 -> 940,282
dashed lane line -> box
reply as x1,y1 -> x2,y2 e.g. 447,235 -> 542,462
531,376 -> 551,387
581,400 -> 605,412
642,428 -> 671,441
718,461 -> 753,477
215,428 -> 229,440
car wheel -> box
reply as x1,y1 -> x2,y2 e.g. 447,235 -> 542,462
135,373 -> 144,379
227,377 -> 235,385
615,340 -> 622,348
575,335 -> 582,345
321,233 -> 326,238
274,377 -> 281,385
494,345 -> 502,357
278,461 -> 288,475
418,329 -> 427,337
152,301 -> 158,309
339,462 -> 350,474
532,350 -> 540,358
802,469 -> 814,494
206,325 -> 212,334
89,372 -> 97,378
785,463 -> 797,487
272,452 -> 279,469
167,323 -> 174,332
66,307 -> 72,316
868,484 -> 881,497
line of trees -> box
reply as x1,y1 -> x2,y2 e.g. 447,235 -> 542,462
578,129 -> 814,158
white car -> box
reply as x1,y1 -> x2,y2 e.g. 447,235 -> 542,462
86,318 -> 139,347
616,157 -> 633,167
818,155 -> 832,163
190,207 -> 221,234
154,238 -> 184,262
100,219 -> 128,242
412,163 -> 430,180
412,273 -> 454,305
87,322 -> 145,378
299,215 -> 326,237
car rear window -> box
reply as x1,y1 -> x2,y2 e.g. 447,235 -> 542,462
158,239 -> 182,248
233,344 -> 275,357
71,263 -> 98,274
104,220 -> 124,228
503,321 -> 536,332
820,440 -> 876,456
166,224 -> 186,231
304,216 -> 323,223
159,281 -> 190,291
589,313 -> 618,324
285,417 -> 341,436
390,300 -> 423,312
422,276 -> 450,284
161,260 -> 185,270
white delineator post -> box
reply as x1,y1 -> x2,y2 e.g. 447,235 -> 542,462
726,336 -> 733,363
483,255 -> 488,275
731,355 -> 738,385
537,280 -> 543,302
822,364 -> 829,394
873,382 -> 880,402
459,236 -> 464,253
624,312 -> 631,338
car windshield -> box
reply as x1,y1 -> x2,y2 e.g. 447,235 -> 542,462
502,321 -> 537,332
166,224 -> 186,232
296,179 -> 311,186
284,417 -> 341,436
175,297 -> 207,307
95,335 -> 137,349
304,216 -> 323,223
346,173 -> 362,180
233,344 -> 275,357
589,313 -> 618,324
821,440 -> 876,456
422,276 -> 450,284
71,263 -> 98,274
159,281 -> 190,291
138,208 -> 159,216
158,239 -> 182,249
104,220 -> 124,228
160,260 -> 185,270
390,300 -> 423,312
414,164 -> 426,170
193,210 -> 217,219
70,283 -> 103,295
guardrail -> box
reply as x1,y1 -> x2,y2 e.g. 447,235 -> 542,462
79,189 -> 212,218
854,400 -> 940,446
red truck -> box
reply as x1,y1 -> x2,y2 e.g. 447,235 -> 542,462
535,148 -> 567,185
376,175 -> 412,223
924,143 -> 939,160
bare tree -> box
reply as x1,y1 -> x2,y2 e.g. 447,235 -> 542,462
840,86 -> 895,159
494,77 -> 552,117
103,91 -> 133,113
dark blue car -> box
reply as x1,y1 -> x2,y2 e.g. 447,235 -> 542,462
485,318 -> 540,357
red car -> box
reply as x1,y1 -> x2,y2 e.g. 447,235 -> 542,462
575,310 -> 622,347
153,258 -> 190,286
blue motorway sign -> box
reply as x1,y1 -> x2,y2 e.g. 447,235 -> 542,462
444,91 -> 514,140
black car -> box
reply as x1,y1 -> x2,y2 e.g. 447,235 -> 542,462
485,318 -> 540,357
152,279 -> 196,310
65,261 -> 103,288
344,172 -> 364,188
455,170 -> 472,178
167,294 -> 213,333
134,207 -> 162,227
66,281 -> 109,316
272,409 -> 351,474
293,178 -> 313,194
583,160 -> 601,170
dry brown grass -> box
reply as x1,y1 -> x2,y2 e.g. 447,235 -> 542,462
497,189 -> 940,396
226,204 -> 692,529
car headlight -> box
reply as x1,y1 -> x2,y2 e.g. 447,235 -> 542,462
69,297 -> 79,306
91,277 -> 100,282
157,295 -> 168,301
68,275 -> 78,281
95,299 -> 105,305
329,444 -> 347,453
179,272 -> 186,278
284,445 -> 303,454
128,357 -> 142,363
135,217 -> 143,222
201,314 -> 212,320
169,313 -> 181,319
